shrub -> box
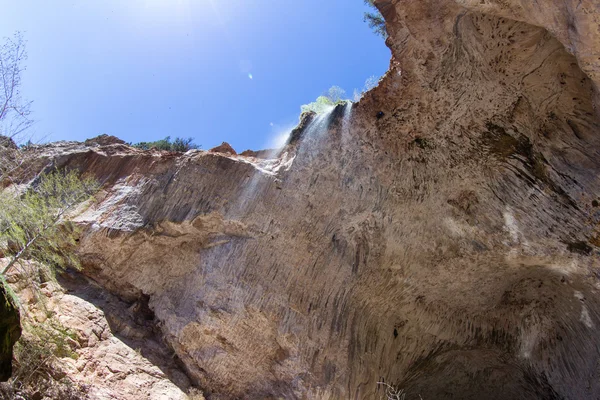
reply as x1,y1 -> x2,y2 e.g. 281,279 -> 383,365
131,136 -> 200,152
301,86 -> 349,115
172,137 -> 198,152
0,169 -> 99,277
0,318 -> 87,399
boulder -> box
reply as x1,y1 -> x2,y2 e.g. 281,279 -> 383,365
84,134 -> 126,147
209,142 -> 236,155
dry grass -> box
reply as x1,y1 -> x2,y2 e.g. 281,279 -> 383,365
0,319 -> 88,399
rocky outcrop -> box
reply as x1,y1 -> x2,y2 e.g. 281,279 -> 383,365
0,282 -> 20,382
239,149 -> 276,159
0,136 -> 17,149
84,134 -> 126,147
2,260 -> 191,399
209,142 -> 237,156
10,0 -> 600,398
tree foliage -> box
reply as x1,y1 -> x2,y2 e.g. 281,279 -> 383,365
131,136 -> 200,152
353,75 -> 381,102
364,0 -> 388,39
301,86 -> 349,114
325,86 -> 346,103
0,170 -> 99,277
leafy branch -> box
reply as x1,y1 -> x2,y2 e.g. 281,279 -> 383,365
0,170 -> 99,277
364,0 -> 388,39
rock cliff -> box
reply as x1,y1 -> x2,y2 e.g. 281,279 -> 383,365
9,0 -> 600,398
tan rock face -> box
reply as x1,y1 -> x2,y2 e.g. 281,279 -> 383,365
26,0 -> 600,398
84,134 -> 126,147
209,142 -> 237,156
3,261 -> 190,400
455,0 -> 600,96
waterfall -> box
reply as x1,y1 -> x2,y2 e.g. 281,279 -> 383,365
341,101 -> 353,148
305,106 -> 335,140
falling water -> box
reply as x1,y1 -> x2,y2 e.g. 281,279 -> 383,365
341,101 -> 353,148
198,105 -> 339,333
305,106 -> 335,140
221,106 -> 336,222
290,106 -> 336,167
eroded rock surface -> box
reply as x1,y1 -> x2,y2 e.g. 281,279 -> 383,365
84,134 -> 126,147
10,0 -> 600,398
2,261 -> 190,399
209,142 -> 237,156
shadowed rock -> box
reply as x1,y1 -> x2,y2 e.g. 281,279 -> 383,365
0,282 -> 20,382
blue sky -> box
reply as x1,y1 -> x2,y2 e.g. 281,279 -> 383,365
2,1 -> 390,151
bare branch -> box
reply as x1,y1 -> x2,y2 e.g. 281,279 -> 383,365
0,32 -> 33,142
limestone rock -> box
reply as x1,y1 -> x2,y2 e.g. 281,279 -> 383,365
84,134 -> 126,147
453,0 -> 600,96
8,0 -> 600,398
239,149 -> 276,159
209,142 -> 236,155
2,261 -> 192,399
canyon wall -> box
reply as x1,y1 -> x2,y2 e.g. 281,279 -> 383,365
27,0 -> 600,398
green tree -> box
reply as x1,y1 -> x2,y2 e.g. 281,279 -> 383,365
364,0 -> 388,39
0,170 -> 99,277
131,136 -> 199,152
172,137 -> 198,152
301,86 -> 349,115
301,95 -> 335,114
326,86 -> 346,103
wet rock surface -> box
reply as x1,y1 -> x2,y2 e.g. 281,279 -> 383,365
7,0 -> 600,398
